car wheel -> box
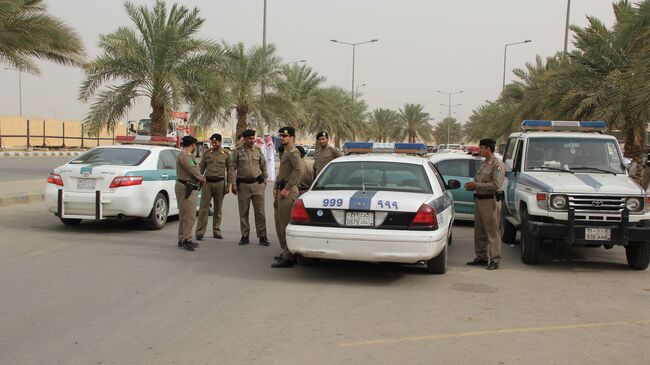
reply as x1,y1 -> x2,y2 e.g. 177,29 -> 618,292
145,193 -> 168,230
60,218 -> 82,226
501,202 -> 517,244
426,242 -> 448,274
297,255 -> 320,266
625,221 -> 650,270
520,213 -> 541,264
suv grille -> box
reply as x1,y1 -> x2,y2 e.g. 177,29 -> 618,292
568,195 -> 625,221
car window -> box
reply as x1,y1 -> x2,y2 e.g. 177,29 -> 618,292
70,148 -> 150,166
157,155 -> 165,170
504,138 -> 517,160
160,150 -> 177,169
525,137 -> 625,173
428,162 -> 446,191
470,159 -> 481,176
313,161 -> 432,193
435,159 -> 471,177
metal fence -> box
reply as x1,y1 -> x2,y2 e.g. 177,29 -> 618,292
0,119 -> 118,149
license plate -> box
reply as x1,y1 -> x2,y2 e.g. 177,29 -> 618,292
345,212 -> 374,227
77,178 -> 96,190
585,228 -> 611,241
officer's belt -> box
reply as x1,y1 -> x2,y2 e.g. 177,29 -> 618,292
474,194 -> 495,200
177,179 -> 195,184
205,176 -> 225,183
237,177 -> 258,184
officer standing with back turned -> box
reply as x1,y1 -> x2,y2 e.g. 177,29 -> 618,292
230,129 -> 271,246
464,138 -> 505,270
195,133 -> 230,241
272,126 -> 304,268
175,135 -> 206,251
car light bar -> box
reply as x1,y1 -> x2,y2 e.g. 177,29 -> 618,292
343,142 -> 428,155
115,135 -> 178,146
521,120 -> 608,132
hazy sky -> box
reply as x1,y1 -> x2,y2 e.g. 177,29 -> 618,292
0,0 -> 618,131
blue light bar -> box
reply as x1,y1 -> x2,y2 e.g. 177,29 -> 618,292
342,142 -> 427,155
521,120 -> 607,132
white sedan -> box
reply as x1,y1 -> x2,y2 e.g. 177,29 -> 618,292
45,145 -> 182,229
286,154 -> 460,274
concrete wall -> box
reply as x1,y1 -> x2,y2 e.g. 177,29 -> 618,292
0,116 -> 128,149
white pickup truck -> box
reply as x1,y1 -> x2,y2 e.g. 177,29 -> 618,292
501,120 -> 650,270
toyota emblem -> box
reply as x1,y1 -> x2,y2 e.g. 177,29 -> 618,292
592,200 -> 603,207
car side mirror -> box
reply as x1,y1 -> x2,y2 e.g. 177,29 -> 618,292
446,179 -> 461,190
504,159 -> 513,173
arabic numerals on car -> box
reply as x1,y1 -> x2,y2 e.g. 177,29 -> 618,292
377,200 -> 399,209
323,198 -> 343,207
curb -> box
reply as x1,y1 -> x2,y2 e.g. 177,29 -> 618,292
0,151 -> 83,158
0,193 -> 44,207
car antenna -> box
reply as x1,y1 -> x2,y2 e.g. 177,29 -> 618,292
361,161 -> 366,194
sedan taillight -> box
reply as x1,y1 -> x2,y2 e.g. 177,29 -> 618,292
290,199 -> 311,224
410,204 -> 438,230
110,176 -> 143,188
47,173 -> 64,186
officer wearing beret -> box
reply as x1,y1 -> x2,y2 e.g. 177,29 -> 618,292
313,131 -> 342,177
195,133 -> 231,241
464,138 -> 505,270
229,129 -> 270,246
175,135 -> 206,251
272,126 -> 304,267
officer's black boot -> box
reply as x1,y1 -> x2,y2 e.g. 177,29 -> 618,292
259,236 -> 271,246
238,236 -> 249,245
196,234 -> 203,241
182,240 -> 196,251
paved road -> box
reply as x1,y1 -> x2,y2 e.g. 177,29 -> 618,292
1,194 -> 649,364
0,157 -> 72,182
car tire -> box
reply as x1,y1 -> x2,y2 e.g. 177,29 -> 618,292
60,218 -> 82,226
145,193 -> 168,230
625,221 -> 650,270
520,212 -> 541,264
426,242 -> 448,274
297,255 -> 320,266
501,202 -> 517,244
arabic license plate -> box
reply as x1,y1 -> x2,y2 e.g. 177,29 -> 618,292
585,228 -> 611,241
345,212 -> 374,227
77,178 -> 96,190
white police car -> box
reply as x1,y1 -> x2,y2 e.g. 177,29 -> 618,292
45,142 -> 183,229
286,143 -> 460,274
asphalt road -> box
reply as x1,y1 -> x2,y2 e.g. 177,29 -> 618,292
1,194 -> 649,365
0,156 -> 73,182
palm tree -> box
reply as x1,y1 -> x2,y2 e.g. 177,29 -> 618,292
79,1 -> 227,136
221,42 -> 284,137
397,103 -> 433,143
367,108 -> 399,142
274,63 -> 325,130
307,86 -> 366,147
434,117 -> 464,145
0,0 -> 85,73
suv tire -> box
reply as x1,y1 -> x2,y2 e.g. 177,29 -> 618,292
520,212 -> 541,264
625,221 -> 650,270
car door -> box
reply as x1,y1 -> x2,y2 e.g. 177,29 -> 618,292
434,159 -> 474,216
503,138 -> 522,218
159,149 -> 179,212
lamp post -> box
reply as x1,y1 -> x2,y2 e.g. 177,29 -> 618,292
355,83 -> 367,98
564,0 -> 571,53
330,39 -> 378,101
4,68 -> 22,117
287,59 -> 307,65
502,40 -> 532,91
437,90 -> 464,146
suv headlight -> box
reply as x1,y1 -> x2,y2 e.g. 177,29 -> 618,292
550,195 -> 568,210
626,197 -> 643,212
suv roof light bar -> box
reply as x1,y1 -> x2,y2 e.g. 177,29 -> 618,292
521,120 -> 608,132
343,142 -> 428,155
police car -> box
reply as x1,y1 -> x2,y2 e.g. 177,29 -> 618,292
285,143 -> 461,274
45,141 -> 183,229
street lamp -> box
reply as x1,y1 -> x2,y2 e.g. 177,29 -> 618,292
287,59 -> 307,65
4,67 -> 22,117
355,83 -> 367,97
502,40 -> 532,91
437,90 -> 464,146
330,38 -> 378,101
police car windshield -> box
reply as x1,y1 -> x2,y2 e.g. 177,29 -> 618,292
525,137 -> 625,174
70,148 -> 150,166
312,161 -> 432,193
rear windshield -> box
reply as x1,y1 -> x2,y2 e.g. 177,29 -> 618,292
70,148 -> 150,166
312,161 -> 432,193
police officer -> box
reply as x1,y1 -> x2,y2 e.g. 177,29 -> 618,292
295,145 -> 314,195
272,126 -> 304,268
175,135 -> 206,251
313,131 -> 342,177
230,129 -> 270,246
195,133 -> 230,240
464,138 -> 505,270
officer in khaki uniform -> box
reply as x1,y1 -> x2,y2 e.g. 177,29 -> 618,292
313,131 -> 342,177
195,133 -> 230,240
295,145 -> 314,195
175,136 -> 206,251
464,138 -> 505,270
230,129 -> 270,246
272,126 -> 304,268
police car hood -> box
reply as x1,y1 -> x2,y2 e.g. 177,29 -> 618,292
302,190 -> 434,212
523,171 -> 645,195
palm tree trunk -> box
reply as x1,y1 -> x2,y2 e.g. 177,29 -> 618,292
235,106 -> 248,138
150,98 -> 166,136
